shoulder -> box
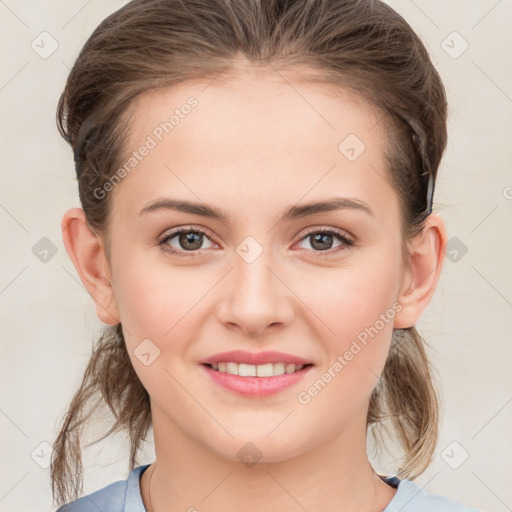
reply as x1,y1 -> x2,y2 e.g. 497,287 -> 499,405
55,464 -> 150,512
55,480 -> 126,512
383,477 -> 482,512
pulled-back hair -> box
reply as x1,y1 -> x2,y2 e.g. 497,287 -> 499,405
51,0 -> 447,505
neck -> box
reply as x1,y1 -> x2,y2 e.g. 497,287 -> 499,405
141,405 -> 396,512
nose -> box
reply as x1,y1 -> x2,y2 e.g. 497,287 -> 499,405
216,245 -> 294,336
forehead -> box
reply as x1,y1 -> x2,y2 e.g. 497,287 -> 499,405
126,68 -> 383,150
110,67 -> 395,225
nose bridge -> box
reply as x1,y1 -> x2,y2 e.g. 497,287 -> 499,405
218,234 -> 292,332
234,234 -> 278,302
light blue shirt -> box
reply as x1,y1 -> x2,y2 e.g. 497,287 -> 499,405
55,463 -> 481,511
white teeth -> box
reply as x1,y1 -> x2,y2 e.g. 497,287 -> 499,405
285,363 -> 296,374
239,363 -> 256,376
256,363 -> 273,377
226,362 -> 238,375
273,362 -> 285,375
210,362 -> 305,377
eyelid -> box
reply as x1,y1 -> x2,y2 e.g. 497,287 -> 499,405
298,225 -> 354,243
158,224 -> 213,240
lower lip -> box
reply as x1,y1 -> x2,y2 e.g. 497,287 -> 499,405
200,364 -> 313,397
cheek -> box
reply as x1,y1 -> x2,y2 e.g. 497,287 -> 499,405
295,257 -> 400,396
297,254 -> 401,341
112,253 -> 200,336
112,257 -> 217,382
114,264 -> 206,400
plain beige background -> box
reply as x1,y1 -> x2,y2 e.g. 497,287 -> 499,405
0,1 -> 511,511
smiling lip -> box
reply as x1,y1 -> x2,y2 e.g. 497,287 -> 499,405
200,350 -> 312,366
200,363 -> 313,397
199,350 -> 314,397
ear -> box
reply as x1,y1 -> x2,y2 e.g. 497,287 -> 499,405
394,213 -> 448,329
61,207 -> 120,325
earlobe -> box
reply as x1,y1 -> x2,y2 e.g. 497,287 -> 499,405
394,214 -> 447,329
61,207 -> 120,325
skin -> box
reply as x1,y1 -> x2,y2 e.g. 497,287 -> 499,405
62,61 -> 447,512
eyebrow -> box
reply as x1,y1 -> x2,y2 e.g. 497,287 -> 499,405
139,196 -> 374,222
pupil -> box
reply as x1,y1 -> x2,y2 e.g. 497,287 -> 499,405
180,232 -> 202,250
312,233 -> 332,250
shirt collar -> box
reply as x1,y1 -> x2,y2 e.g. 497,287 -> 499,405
124,464 -> 151,512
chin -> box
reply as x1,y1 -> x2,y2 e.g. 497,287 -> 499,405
205,430 -> 312,466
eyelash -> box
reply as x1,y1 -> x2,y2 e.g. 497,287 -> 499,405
157,225 -> 355,258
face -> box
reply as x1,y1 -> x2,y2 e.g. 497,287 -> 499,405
100,66 -> 410,464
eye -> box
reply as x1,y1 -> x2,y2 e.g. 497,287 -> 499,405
157,226 -> 355,258
295,227 -> 354,256
158,226 -> 217,257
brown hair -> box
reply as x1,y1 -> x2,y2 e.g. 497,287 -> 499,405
51,0 -> 447,505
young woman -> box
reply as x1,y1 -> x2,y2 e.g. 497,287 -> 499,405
51,0 -> 481,510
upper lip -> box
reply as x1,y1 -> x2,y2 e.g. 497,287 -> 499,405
201,350 -> 313,366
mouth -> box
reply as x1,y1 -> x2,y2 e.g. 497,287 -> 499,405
200,361 -> 314,397
203,361 -> 314,377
